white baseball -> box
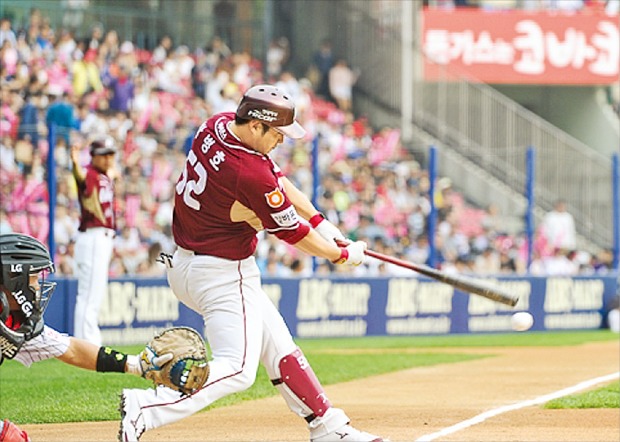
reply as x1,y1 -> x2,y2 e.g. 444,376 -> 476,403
511,312 -> 534,332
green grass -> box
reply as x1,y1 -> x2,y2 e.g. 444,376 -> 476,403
544,382 -> 620,409
0,330 -> 617,424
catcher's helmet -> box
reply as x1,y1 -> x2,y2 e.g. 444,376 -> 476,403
236,84 -> 306,139
0,234 -> 56,362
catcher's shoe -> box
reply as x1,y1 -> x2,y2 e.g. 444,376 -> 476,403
118,389 -> 145,442
311,424 -> 388,442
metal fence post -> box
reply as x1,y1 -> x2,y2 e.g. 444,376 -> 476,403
47,123 -> 57,261
428,145 -> 437,268
612,152 -> 619,271
525,146 -> 536,270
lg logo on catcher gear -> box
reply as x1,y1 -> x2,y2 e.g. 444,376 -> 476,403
12,290 -> 34,318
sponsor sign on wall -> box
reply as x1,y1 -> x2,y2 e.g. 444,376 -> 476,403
422,9 -> 619,84
45,275 -> 618,344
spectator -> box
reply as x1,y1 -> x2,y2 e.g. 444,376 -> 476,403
72,48 -> 103,97
540,199 -> 577,252
543,0 -> 584,11
136,242 -> 165,277
151,35 -> 172,65
85,22 -> 104,51
0,207 -> 13,234
107,64 -> 134,113
312,39 -> 334,99
98,29 -> 119,66
45,88 -> 75,144
0,18 -> 17,48
266,37 -> 289,82
17,91 -> 39,148
213,0 -> 237,47
473,247 -> 501,274
328,59 -> 358,112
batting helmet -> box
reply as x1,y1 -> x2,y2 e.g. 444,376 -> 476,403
236,85 -> 306,139
0,234 -> 56,362
90,136 -> 117,156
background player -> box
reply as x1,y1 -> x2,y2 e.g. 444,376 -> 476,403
71,137 -> 117,345
118,85 -> 386,442
0,233 -> 172,442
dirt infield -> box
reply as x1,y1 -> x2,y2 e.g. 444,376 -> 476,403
23,340 -> 619,441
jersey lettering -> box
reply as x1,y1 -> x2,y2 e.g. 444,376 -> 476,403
201,134 -> 216,154
209,151 -> 226,171
271,206 -> 299,227
176,150 -> 208,211
247,109 -> 279,122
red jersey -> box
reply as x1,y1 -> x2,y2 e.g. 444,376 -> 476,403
172,112 -> 310,259
75,165 -> 116,231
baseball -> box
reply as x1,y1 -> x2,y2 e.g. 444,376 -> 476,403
511,312 -> 534,332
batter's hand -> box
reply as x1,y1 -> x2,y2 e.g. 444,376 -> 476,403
333,241 -> 367,266
311,214 -> 346,244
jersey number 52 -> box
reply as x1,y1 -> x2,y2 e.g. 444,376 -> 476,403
176,150 -> 207,210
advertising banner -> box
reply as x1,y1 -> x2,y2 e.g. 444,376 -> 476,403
422,9 -> 619,84
45,275 -> 618,344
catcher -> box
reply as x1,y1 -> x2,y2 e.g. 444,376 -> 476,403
0,233 -> 182,442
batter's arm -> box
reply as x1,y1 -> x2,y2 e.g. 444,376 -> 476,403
281,176 -> 346,243
293,229 -> 343,262
281,177 -> 319,220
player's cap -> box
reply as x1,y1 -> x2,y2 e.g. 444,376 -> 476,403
90,137 -> 117,156
236,84 -> 306,139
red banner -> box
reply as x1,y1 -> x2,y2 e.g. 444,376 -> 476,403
422,9 -> 619,85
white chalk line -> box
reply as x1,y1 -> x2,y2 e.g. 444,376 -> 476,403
415,372 -> 620,442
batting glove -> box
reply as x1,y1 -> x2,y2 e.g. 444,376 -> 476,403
309,213 -> 346,244
332,241 -> 367,266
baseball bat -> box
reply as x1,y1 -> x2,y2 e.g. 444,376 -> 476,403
336,240 -> 519,307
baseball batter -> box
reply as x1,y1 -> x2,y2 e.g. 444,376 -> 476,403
119,85 -> 387,442
71,138 -> 117,346
0,233 -> 172,442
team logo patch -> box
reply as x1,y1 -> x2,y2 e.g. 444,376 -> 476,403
265,188 -> 285,208
271,207 -> 299,227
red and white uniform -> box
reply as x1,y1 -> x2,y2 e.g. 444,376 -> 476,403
73,165 -> 115,346
172,112 -> 309,256
123,113 -> 351,437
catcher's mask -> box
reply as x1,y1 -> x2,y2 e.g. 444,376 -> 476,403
0,233 -> 56,362
235,84 -> 306,139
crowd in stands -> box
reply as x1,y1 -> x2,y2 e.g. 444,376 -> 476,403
0,9 -> 616,279
426,0 -> 619,13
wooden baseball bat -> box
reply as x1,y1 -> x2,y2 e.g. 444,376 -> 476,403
336,240 -> 519,307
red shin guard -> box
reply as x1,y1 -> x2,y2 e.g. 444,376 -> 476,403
278,348 -> 331,417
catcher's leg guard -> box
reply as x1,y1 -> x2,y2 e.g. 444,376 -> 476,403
0,420 -> 30,442
271,348 -> 332,419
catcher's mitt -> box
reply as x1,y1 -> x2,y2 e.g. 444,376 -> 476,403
140,326 -> 209,395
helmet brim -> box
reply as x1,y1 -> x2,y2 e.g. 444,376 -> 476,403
276,120 -> 306,139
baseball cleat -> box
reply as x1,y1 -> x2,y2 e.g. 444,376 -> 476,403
118,389 -> 145,442
311,424 -> 388,442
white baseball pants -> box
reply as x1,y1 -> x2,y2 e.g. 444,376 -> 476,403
73,227 -> 114,346
129,248 -> 301,430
